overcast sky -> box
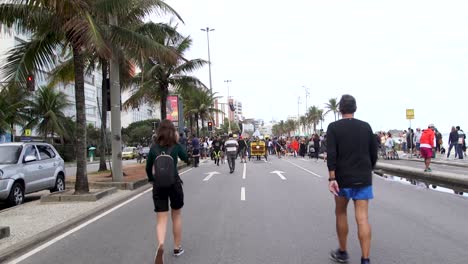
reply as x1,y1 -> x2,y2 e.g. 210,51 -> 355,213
155,0 -> 468,133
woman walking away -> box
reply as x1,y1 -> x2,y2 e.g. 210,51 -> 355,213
146,120 -> 190,264
313,134 -> 321,161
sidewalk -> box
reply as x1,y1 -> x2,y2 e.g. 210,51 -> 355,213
398,151 -> 468,168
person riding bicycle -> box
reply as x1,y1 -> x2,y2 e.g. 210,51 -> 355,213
212,136 -> 223,166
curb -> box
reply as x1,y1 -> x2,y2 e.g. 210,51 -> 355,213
375,163 -> 468,192
0,184 -> 152,263
398,157 -> 468,168
41,188 -> 117,203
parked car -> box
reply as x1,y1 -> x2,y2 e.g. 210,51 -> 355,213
0,142 -> 66,206
122,147 -> 137,160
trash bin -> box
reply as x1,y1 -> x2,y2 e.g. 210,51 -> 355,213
88,147 -> 96,162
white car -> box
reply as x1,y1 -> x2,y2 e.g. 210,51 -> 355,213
0,142 -> 66,206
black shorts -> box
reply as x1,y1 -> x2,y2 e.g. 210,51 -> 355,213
152,183 -> 184,212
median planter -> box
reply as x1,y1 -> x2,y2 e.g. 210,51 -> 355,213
0,227 -> 9,240
40,188 -> 117,203
375,162 -> 468,192
66,163 -> 187,190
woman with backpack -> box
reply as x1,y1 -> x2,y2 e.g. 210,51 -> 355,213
146,120 -> 189,264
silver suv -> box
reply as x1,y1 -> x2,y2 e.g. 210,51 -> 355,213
0,142 -> 66,206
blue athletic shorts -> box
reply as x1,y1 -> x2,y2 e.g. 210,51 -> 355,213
338,185 -> 373,200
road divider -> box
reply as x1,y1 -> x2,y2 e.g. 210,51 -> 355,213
375,163 -> 468,192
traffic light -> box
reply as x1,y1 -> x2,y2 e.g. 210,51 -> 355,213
208,121 -> 213,132
26,74 -> 35,91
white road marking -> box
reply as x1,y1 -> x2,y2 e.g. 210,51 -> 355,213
203,171 -> 221,181
284,160 -> 322,178
270,170 -> 287,180
180,168 -> 193,175
243,163 -> 247,179
241,187 -> 246,201
7,188 -> 154,264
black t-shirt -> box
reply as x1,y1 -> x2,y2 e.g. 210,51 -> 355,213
326,118 -> 378,188
212,140 -> 222,151
238,139 -> 247,149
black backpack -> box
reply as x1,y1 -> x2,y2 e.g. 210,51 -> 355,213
153,146 -> 176,188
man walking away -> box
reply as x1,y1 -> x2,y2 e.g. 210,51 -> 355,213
238,136 -> 248,163
327,94 -> 378,264
191,136 -> 200,168
225,134 -> 239,173
456,126 -> 465,159
420,124 -> 435,172
447,126 -> 458,159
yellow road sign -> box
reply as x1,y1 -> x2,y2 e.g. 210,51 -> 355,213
406,109 -> 414,120
24,129 -> 32,136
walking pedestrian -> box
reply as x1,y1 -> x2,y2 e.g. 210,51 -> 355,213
238,136 -> 248,163
146,120 -> 189,264
456,126 -> 465,159
447,126 -> 458,158
420,124 -> 435,172
225,134 -> 239,173
327,94 -> 378,264
191,136 -> 200,167
313,134 -> 320,161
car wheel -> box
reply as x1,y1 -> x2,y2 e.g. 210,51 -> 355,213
51,174 -> 65,192
7,182 -> 24,206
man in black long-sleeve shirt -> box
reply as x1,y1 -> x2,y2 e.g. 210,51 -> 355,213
327,95 -> 377,264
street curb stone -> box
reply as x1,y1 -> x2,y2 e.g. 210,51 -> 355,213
40,188 -> 117,203
0,226 -> 10,240
0,184 -> 152,263
375,163 -> 468,192
398,157 -> 468,168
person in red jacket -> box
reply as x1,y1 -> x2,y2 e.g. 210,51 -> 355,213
291,138 -> 299,157
420,124 -> 435,172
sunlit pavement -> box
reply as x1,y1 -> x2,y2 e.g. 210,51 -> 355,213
11,156 -> 468,264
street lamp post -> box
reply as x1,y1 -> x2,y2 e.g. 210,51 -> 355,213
303,86 -> 310,113
201,27 -> 215,94
224,80 -> 232,133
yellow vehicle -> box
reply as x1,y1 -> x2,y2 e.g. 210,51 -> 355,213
122,147 -> 137,160
249,140 -> 268,161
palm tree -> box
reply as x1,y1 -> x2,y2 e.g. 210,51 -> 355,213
0,0 -> 183,193
124,32 -> 207,121
285,119 -> 297,137
0,84 -> 30,141
25,86 -> 70,141
299,115 -> 308,135
317,109 -> 325,133
184,88 -> 223,137
307,106 -> 321,134
325,98 -> 339,121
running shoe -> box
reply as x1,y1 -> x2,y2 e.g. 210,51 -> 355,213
361,258 -> 371,264
173,246 -> 185,257
330,249 -> 349,263
427,168 -> 432,172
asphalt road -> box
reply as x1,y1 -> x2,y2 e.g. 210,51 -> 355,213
11,156 -> 468,264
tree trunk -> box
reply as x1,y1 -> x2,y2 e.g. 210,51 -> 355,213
195,113 -> 200,137
10,123 -> 14,142
201,116 -> 205,137
72,45 -> 89,194
99,60 -> 108,171
160,87 -> 168,120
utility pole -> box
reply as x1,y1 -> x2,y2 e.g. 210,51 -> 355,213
224,80 -> 232,133
201,27 -> 215,94
303,86 -> 310,113
109,14 -> 123,182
